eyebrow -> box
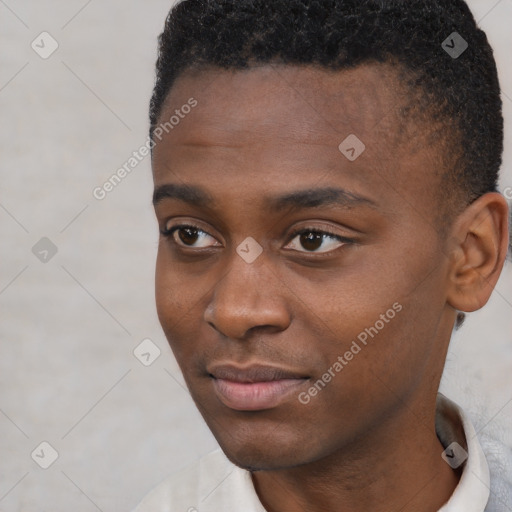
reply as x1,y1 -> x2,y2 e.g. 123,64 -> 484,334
153,183 -> 376,210
153,184 -> 214,207
268,187 -> 376,212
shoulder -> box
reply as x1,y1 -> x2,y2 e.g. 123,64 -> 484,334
479,423 -> 512,511
438,391 -> 512,511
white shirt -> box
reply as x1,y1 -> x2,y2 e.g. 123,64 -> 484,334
134,394 -> 491,512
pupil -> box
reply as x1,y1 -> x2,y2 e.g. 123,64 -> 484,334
300,232 -> 322,251
179,228 -> 199,245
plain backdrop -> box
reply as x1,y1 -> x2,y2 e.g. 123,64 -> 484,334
0,1 -> 511,511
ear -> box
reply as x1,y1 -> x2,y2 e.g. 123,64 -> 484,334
446,192 -> 509,313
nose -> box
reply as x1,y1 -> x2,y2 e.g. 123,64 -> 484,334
203,252 -> 291,339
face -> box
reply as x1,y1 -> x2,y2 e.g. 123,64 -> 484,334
152,63 -> 455,471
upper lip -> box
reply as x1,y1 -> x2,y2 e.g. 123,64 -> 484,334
208,363 -> 308,383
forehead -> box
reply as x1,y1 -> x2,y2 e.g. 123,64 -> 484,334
152,63 -> 442,215
160,62 -> 406,146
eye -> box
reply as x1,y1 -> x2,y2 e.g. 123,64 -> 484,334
284,228 -> 349,254
162,224 -> 220,249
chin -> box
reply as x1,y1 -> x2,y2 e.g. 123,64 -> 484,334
192,392 -> 336,471
221,445 -> 302,472
212,427 -> 322,472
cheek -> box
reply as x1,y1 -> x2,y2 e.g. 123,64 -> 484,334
155,248 -> 199,340
289,249 -> 445,393
155,245 -> 208,313
155,247 -> 219,364
155,249 -> 178,322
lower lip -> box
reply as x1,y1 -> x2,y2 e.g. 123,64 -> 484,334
212,378 -> 307,411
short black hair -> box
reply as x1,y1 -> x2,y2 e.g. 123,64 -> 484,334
150,0 -> 503,209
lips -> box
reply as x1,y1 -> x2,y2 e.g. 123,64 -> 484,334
208,364 -> 309,411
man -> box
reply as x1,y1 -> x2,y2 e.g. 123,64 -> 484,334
135,0 -> 510,510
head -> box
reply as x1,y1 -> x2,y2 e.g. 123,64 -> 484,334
150,0 -> 509,471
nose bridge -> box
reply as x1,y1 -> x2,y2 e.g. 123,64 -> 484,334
204,250 -> 290,338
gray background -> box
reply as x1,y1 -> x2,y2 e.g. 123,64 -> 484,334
0,1 -> 511,511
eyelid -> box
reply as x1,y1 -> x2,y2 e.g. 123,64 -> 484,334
162,217 -> 215,236
160,219 -> 354,253
286,224 -> 352,243
283,224 -> 353,255
163,219 -> 204,234
161,221 -> 222,248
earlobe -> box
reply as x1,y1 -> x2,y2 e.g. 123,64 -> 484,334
446,192 -> 509,313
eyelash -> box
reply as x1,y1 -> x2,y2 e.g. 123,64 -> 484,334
289,226 -> 352,244
160,223 -> 353,253
160,223 -> 205,239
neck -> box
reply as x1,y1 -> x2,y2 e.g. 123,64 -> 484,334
251,397 -> 461,512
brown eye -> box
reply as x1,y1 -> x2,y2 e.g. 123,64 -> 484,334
285,229 -> 348,254
177,227 -> 200,246
163,224 -> 220,249
300,232 -> 323,251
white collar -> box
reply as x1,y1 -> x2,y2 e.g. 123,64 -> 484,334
239,394 -> 492,511
436,393 -> 490,511
134,394 -> 492,511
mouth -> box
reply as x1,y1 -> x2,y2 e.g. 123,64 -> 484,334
208,364 -> 310,411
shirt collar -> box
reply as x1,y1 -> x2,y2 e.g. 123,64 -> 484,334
238,393 -> 491,512
436,393 -> 491,511
240,394 -> 492,512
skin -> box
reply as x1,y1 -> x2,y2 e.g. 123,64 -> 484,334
152,63 -> 509,512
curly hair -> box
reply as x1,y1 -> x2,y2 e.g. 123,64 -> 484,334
150,0 -> 503,208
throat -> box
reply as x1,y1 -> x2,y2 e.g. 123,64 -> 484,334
251,434 -> 461,512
